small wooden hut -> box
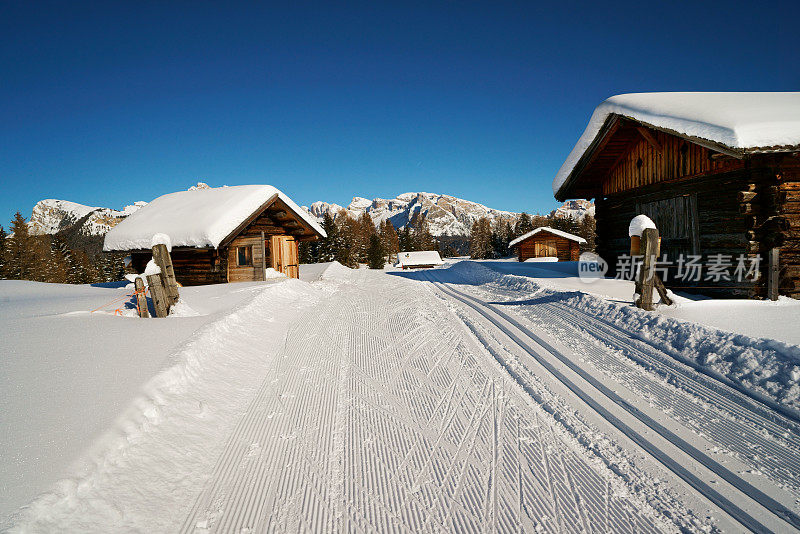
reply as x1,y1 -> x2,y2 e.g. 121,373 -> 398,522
509,227 -> 585,262
397,251 -> 444,269
553,92 -> 800,298
103,185 -> 325,285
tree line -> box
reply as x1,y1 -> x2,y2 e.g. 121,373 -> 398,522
468,212 -> 596,259
0,212 -> 125,284
299,210 -> 438,269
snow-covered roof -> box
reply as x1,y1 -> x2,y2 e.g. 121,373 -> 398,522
396,250 -> 444,267
508,226 -> 587,248
553,92 -> 800,197
104,185 -> 325,251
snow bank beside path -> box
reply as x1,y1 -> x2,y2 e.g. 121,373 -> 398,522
0,279 -> 284,526
7,279 -> 320,532
443,261 -> 800,412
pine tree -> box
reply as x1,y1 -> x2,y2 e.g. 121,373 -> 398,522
577,214 -> 596,252
335,213 -> 360,268
469,218 -> 492,259
379,220 -> 399,264
398,226 -> 412,252
4,212 -> 35,280
318,212 -> 338,262
514,212 -> 533,238
367,233 -> 384,269
410,213 -> 436,251
356,212 -> 377,264
0,224 -> 6,278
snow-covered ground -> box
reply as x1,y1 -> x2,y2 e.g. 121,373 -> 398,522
2,261 -> 800,532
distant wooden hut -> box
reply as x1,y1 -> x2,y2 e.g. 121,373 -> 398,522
397,251 -> 444,269
553,92 -> 800,298
509,227 -> 585,262
103,185 -> 325,285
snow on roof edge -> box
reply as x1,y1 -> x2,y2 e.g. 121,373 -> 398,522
396,250 -> 444,266
553,92 -> 800,199
508,226 -> 586,248
104,185 -> 326,252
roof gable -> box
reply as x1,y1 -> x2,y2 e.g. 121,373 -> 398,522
104,185 -> 325,251
554,92 -> 800,200
508,227 -> 586,248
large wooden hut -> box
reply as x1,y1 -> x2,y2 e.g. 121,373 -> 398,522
553,92 -> 800,298
104,185 -> 325,285
509,227 -> 585,262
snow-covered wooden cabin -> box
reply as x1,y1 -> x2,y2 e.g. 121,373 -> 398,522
103,185 -> 325,285
509,227 -> 585,262
553,92 -> 800,298
397,251 -> 444,269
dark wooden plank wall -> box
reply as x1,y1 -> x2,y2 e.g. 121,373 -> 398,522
596,167 -> 789,298
777,157 -> 800,298
132,249 -> 227,286
602,130 -> 745,196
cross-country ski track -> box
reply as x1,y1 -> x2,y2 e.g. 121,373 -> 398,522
9,262 -> 800,533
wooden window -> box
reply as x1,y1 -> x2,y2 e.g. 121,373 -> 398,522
237,245 -> 253,266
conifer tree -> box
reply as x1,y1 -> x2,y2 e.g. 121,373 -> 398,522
4,212 -> 34,280
398,226 -> 412,252
410,213 -> 436,251
356,212 -> 377,264
335,213 -> 360,268
367,233 -> 384,269
514,212 -> 533,238
0,224 -> 6,278
379,220 -> 399,263
469,218 -> 492,259
318,212 -> 339,262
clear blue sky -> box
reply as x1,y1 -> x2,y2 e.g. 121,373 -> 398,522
1,1 -> 798,226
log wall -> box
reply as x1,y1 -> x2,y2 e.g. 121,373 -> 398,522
516,233 -> 580,262
132,249 -> 227,286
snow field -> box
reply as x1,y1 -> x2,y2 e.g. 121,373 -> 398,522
8,279 -> 324,532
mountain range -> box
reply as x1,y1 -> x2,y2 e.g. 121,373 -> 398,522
25,187 -> 594,239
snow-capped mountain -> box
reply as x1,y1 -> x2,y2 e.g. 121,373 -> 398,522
549,199 -> 594,221
307,192 -> 520,236
29,199 -> 147,236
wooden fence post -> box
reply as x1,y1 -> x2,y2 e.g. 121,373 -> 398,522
638,228 -> 659,311
768,247 -> 780,301
151,243 -> 180,306
147,274 -> 169,318
134,277 -> 150,318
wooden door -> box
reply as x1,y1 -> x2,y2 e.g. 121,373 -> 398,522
270,235 -> 300,279
534,239 -> 557,257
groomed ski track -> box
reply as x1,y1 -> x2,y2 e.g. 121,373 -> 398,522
181,267 -> 682,533
422,268 -> 800,534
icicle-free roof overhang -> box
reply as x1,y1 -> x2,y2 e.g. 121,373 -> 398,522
104,185 -> 326,252
553,92 -> 800,201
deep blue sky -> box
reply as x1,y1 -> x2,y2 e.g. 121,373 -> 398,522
1,1 -> 798,226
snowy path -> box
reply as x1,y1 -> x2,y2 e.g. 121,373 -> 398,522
12,263 -> 800,532
422,269 -> 800,533
181,268 -> 675,533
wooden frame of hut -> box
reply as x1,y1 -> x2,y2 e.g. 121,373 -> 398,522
103,185 -> 326,285
553,93 -> 800,298
508,227 -> 585,262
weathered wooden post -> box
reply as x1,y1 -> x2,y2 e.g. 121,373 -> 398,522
146,274 -> 169,318
638,228 -> 659,311
151,243 -> 180,306
768,247 -> 780,301
134,277 -> 150,318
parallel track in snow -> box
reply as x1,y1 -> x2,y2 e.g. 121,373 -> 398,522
181,270 -> 673,533
425,273 -> 800,533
